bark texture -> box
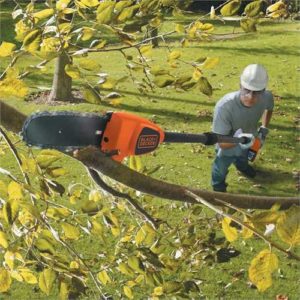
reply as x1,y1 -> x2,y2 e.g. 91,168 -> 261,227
74,146 -> 299,210
48,52 -> 72,101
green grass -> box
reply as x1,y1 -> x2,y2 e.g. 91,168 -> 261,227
0,8 -> 300,300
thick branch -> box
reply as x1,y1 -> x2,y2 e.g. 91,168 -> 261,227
74,147 -> 299,210
0,100 -> 27,133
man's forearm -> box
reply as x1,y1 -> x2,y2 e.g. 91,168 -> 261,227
262,110 -> 273,127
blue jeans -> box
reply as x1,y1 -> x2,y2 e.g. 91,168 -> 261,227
211,151 -> 249,192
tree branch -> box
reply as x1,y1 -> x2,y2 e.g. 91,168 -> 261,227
74,146 -> 299,210
87,168 -> 159,229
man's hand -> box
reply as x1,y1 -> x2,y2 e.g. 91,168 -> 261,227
238,133 -> 255,149
258,126 -> 269,147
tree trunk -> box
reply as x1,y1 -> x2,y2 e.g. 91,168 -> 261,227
48,52 -> 72,102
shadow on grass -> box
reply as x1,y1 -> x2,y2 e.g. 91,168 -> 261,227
235,165 -> 297,196
116,88 -> 215,106
187,44 -> 299,57
101,101 -> 213,125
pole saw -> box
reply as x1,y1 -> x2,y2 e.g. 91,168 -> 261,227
22,111 -> 252,161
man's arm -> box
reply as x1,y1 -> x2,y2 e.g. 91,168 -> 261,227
262,109 -> 273,127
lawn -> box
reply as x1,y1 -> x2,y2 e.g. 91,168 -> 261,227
0,4 -> 300,299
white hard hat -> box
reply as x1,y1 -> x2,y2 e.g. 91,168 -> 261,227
240,64 -> 268,91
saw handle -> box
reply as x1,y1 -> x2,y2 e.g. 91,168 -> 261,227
164,132 -> 249,145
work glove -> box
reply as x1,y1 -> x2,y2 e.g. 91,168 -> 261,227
257,126 -> 269,147
234,129 -> 255,150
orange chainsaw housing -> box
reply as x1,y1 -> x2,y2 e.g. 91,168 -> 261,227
100,112 -> 165,161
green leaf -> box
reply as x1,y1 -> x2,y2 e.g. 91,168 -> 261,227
118,262 -> 134,276
0,42 -> 16,57
0,268 -> 12,292
150,66 -> 169,76
139,44 -> 153,57
0,231 -> 8,249
135,227 -> 146,246
123,285 -> 134,299
222,217 -> 238,242
153,75 -> 174,88
65,64 -> 81,79
39,268 -> 56,296
35,238 -> 56,255
240,18 -> 257,33
81,200 -> 102,215
276,206 -> 300,247
59,279 -> 70,300
47,167 -> 67,178
22,29 -> 42,53
83,86 -> 102,104
220,0 -> 241,16
97,1 -> 115,24
33,8 -> 54,21
249,249 -> 278,292
61,223 -> 80,240
36,149 -> 61,168
97,270 -> 111,285
244,0 -> 264,17
198,77 -> 213,96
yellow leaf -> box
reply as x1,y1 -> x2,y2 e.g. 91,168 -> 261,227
80,0 -> 100,8
192,68 -> 202,81
91,220 -> 103,236
97,270 -> 111,285
97,1 -> 115,24
65,64 -> 81,79
198,23 -> 214,33
140,44 -> 153,57
110,98 -> 122,106
118,262 -> 134,276
61,223 -> 80,240
35,238 -> 56,255
266,0 -> 286,13
244,0 -> 264,17
47,167 -> 66,178
39,268 -> 56,296
220,0 -> 241,16
19,268 -> 37,284
0,231 -> 8,249
0,42 -> 16,57
201,57 -> 219,69
241,216 -> 254,239
59,280 -> 69,300
56,0 -> 71,11
168,50 -> 181,61
3,199 -> 19,224
117,4 -> 140,23
22,29 -> 42,53
33,8 -> 54,21
8,181 -> 23,201
78,58 -> 97,71
240,18 -> 257,33
0,68 -> 29,99
129,156 -> 142,172
36,149 -> 61,168
222,217 -> 238,242
153,75 -> 174,88
81,27 -> 96,41
135,227 -> 146,246
153,286 -> 163,296
111,226 -> 120,237
100,78 -> 117,90
123,285 -> 134,299
128,256 -> 144,274
0,268 -> 12,292
89,190 -> 102,202
175,23 -> 185,33
10,270 -> 23,282
249,249 -> 278,292
83,86 -> 102,104
276,206 -> 300,247
15,20 -> 31,42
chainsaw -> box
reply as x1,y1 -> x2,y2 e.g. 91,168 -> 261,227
22,111 -> 251,161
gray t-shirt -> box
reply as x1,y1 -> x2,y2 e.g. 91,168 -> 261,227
212,90 -> 274,156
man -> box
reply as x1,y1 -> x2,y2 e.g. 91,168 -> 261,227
211,64 -> 274,192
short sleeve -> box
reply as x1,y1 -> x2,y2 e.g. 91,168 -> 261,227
212,105 -> 232,135
264,91 -> 274,111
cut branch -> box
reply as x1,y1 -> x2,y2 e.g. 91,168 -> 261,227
74,146 -> 299,210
